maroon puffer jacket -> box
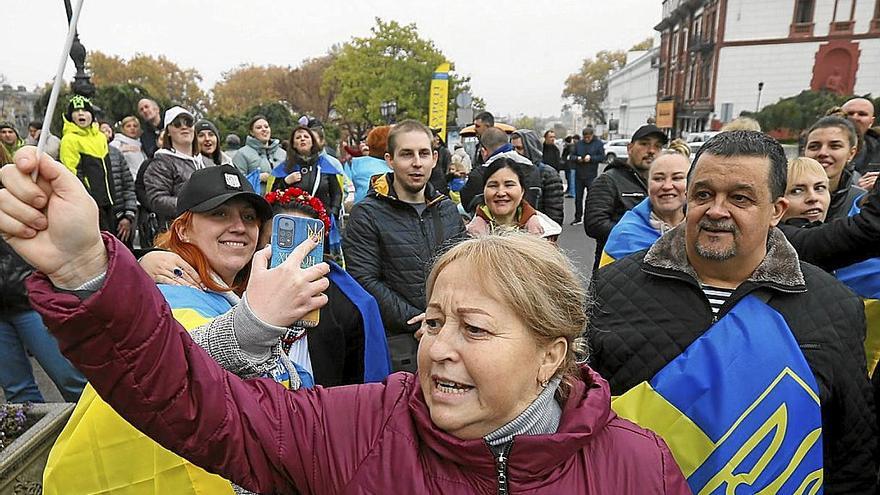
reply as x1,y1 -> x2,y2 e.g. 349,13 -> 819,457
28,235 -> 691,495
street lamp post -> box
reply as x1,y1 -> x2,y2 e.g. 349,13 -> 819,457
380,100 -> 397,124
755,81 -> 764,113
63,0 -> 95,97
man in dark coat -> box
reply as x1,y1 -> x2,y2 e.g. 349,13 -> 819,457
344,120 -> 465,372
137,98 -> 163,159
589,131 -> 877,494
570,126 -> 605,226
843,98 -> 880,174
584,124 -> 666,268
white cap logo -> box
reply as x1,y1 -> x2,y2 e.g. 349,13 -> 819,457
224,173 -> 241,189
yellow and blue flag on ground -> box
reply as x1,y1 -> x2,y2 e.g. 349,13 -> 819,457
836,195 -> 880,376
599,198 -> 659,267
43,286 -> 244,495
612,295 -> 823,494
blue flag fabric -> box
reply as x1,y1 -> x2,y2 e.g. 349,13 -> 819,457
327,261 -> 391,382
600,198 -> 660,267
271,155 -> 343,179
245,169 -> 262,193
613,295 -> 823,493
836,194 -> 880,298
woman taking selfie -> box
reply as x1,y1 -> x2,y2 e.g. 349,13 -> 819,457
1,148 -> 688,494
42,165 -> 309,495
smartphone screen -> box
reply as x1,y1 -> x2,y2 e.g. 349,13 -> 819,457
270,214 -> 324,327
866,162 -> 880,174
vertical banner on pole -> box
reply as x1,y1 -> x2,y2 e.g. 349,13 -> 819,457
428,63 -> 451,141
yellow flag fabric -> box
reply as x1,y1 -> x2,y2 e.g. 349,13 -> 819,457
428,63 -> 451,141
42,287 -> 237,495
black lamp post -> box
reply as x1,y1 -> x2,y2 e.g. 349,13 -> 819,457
63,0 -> 95,97
755,81 -> 764,113
380,100 -> 397,124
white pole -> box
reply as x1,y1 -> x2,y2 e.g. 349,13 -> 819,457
33,0 -> 85,179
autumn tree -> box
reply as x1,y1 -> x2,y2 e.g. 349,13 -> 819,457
562,38 -> 653,122
87,51 -> 206,112
323,18 -> 477,138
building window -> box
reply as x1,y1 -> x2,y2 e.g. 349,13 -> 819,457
720,103 -> 734,123
872,0 -> 880,32
790,0 -> 815,37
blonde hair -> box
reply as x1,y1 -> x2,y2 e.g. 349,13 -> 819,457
120,115 -> 140,129
425,230 -> 588,398
665,138 -> 691,158
721,116 -> 762,132
449,153 -> 472,174
787,157 -> 827,187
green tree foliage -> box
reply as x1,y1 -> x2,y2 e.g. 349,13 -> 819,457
87,51 -> 207,112
323,18 -> 476,137
562,38 -> 653,123
749,90 -> 877,132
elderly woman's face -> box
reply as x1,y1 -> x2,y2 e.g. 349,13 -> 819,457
418,259 -> 554,440
122,119 -> 141,138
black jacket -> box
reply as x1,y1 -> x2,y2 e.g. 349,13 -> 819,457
780,179 -> 880,271
108,146 -> 137,222
429,145 -> 452,195
589,226 -> 877,493
344,173 -> 465,335
826,167 -> 864,221
307,279 -> 365,387
853,128 -> 880,174
0,240 -> 33,315
583,159 -> 648,261
272,156 -> 343,218
542,142 -> 561,171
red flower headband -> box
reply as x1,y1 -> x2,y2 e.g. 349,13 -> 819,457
264,187 -> 332,232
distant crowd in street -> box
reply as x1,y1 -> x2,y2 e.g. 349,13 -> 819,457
1,91 -> 880,494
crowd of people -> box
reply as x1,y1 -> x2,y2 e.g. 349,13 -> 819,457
0,92 -> 880,493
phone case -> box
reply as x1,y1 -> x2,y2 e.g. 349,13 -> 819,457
270,214 -> 325,327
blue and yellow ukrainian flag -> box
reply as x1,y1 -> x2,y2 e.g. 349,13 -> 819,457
43,286 -> 241,495
612,295 -> 824,494
836,195 -> 880,375
599,198 -> 660,267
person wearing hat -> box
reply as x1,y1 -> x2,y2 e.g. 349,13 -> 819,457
0,121 -> 24,158
136,106 -> 206,244
584,124 -> 668,269
41,164 -> 313,495
59,95 -> 117,232
195,118 -> 231,166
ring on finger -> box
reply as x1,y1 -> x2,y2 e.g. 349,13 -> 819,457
173,267 -> 184,278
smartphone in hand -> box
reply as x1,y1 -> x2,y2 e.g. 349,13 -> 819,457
270,214 -> 325,327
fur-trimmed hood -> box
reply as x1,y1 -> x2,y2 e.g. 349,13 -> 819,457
643,223 -> 806,290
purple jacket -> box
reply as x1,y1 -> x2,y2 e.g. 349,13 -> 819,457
29,235 -> 690,494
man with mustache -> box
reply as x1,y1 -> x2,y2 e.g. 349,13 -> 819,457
588,131 -> 876,493
584,124 -> 666,269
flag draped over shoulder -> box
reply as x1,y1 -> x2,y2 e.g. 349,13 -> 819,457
599,198 -> 660,267
612,295 -> 823,494
328,261 -> 391,382
836,194 -> 880,375
43,286 -> 239,495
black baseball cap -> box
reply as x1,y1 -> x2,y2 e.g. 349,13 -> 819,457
176,165 -> 272,220
631,125 -> 669,145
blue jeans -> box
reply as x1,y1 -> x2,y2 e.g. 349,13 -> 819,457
0,310 -> 86,403
566,169 -> 576,196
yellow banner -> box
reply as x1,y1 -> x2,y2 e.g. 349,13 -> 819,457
428,62 -> 451,141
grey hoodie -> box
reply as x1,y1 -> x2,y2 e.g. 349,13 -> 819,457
512,129 -> 544,166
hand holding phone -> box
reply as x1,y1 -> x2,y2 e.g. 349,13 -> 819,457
270,214 -> 325,327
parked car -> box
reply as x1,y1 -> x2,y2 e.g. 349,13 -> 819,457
603,139 -> 629,163
685,131 -> 720,160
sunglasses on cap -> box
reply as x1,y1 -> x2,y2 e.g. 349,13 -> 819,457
171,115 -> 194,128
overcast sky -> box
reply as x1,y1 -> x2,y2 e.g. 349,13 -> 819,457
4,0 -> 660,118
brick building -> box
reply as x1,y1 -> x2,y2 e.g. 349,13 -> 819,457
656,0 -> 880,134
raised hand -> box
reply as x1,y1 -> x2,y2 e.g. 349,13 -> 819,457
245,239 -> 330,327
0,146 -> 107,288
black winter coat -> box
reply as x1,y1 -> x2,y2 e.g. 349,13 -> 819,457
826,167 -> 864,221
0,239 -> 33,315
108,146 -> 137,222
780,179 -> 880,271
307,279 -> 365,386
344,173 -> 465,335
584,159 -> 648,264
429,145 -> 452,195
272,156 -> 343,217
853,128 -> 880,174
589,226 -> 877,494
